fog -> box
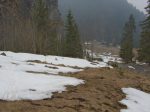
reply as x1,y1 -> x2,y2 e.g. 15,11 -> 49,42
58,0 -> 145,46
127,0 -> 147,14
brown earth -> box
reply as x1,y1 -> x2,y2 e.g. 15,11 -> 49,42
0,68 -> 150,112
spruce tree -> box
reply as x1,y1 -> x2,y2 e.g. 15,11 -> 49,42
138,0 -> 150,64
120,14 -> 135,63
63,11 -> 83,58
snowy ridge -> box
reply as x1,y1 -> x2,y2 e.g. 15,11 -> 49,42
120,88 -> 150,112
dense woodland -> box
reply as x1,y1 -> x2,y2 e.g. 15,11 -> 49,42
0,0 -> 149,63
0,0 -> 63,55
120,0 -> 150,64
0,0 -> 83,58
138,0 -> 150,64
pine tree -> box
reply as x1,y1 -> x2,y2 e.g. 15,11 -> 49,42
138,0 -> 150,64
120,14 -> 135,63
31,0 -> 49,54
63,11 -> 83,58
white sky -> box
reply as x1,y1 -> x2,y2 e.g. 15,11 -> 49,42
127,0 -> 147,14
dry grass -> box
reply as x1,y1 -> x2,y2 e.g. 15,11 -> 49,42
0,68 -> 150,112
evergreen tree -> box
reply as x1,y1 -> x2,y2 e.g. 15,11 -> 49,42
31,0 -> 49,54
138,0 -> 150,64
63,11 -> 83,58
120,14 -> 135,63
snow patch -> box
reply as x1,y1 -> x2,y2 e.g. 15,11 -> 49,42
128,66 -> 135,69
0,51 -> 87,101
120,88 -> 150,112
0,51 -> 111,101
0,70 -> 84,101
0,51 -> 108,68
99,54 -> 122,63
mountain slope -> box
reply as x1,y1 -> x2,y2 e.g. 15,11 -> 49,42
127,0 -> 147,14
58,0 -> 145,46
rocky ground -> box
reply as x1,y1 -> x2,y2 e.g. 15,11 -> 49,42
0,68 -> 150,112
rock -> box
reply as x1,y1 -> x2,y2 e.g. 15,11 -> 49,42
0,52 -> 6,56
108,61 -> 118,68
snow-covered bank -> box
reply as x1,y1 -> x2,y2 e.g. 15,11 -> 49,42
120,88 -> 150,112
0,51 -> 110,101
0,51 -> 108,68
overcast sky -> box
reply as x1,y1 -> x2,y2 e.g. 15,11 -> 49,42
127,0 -> 147,13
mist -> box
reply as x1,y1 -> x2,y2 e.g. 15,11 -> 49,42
58,0 -> 145,46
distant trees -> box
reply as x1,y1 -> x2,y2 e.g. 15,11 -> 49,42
32,0 -> 63,55
120,14 -> 135,63
31,0 -> 49,54
59,0 -> 145,46
0,0 -> 62,55
0,1 -> 83,58
0,0 -> 20,51
63,11 -> 83,58
138,0 -> 150,64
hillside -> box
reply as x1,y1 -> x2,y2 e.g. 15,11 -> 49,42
0,51 -> 110,100
0,0 -> 63,54
58,0 -> 145,46
0,0 -> 149,112
127,0 -> 147,14
0,57 -> 150,112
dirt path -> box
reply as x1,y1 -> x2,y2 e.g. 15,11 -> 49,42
0,68 -> 150,112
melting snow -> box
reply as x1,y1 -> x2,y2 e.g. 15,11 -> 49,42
99,54 -> 122,63
0,51 -> 109,101
0,70 -> 84,101
120,88 -> 150,112
128,66 -> 135,69
0,51 -> 108,68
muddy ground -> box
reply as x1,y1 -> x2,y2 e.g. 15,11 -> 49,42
0,68 -> 150,112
